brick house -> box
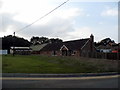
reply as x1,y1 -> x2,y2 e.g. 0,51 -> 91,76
40,34 -> 96,57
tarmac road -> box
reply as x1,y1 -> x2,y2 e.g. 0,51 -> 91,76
1,75 -> 119,89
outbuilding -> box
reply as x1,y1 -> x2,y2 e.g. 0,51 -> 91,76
10,47 -> 32,55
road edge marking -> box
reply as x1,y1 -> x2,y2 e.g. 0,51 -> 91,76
1,75 -> 120,80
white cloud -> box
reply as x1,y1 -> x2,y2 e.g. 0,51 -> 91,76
0,0 -> 85,40
0,0 -> 2,8
16,16 -> 75,40
98,22 -> 104,25
101,8 -> 118,16
56,8 -> 84,19
1,0 -> 84,25
0,25 -> 14,36
1,0 -> 55,24
0,0 -> 118,43
65,27 -> 92,41
86,14 -> 90,17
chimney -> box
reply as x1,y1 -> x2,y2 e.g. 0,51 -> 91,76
90,34 -> 94,43
90,34 -> 94,52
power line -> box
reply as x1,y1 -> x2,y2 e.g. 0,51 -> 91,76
16,0 -> 69,32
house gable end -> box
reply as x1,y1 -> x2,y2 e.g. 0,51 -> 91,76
81,39 -> 90,50
60,45 -> 69,51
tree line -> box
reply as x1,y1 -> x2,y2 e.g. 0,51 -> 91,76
1,35 -> 63,53
30,36 -> 62,45
1,35 -> 117,53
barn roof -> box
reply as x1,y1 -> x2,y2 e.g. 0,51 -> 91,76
30,43 -> 48,51
40,38 -> 89,51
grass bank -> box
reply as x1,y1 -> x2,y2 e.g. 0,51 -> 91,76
2,55 -> 119,73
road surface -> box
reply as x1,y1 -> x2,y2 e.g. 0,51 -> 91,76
1,75 -> 119,89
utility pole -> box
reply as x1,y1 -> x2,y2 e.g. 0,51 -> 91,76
13,32 -> 15,56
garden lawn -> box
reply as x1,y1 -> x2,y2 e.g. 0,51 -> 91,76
2,55 -> 118,73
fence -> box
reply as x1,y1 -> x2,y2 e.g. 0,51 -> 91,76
81,52 -> 120,60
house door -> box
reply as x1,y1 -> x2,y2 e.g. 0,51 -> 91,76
62,50 -> 67,56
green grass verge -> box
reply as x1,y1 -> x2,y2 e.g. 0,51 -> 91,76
2,55 -> 119,73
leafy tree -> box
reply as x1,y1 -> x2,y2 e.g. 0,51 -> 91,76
30,36 -> 49,45
50,38 -> 63,43
2,35 -> 31,53
95,38 -> 115,47
30,36 -> 63,45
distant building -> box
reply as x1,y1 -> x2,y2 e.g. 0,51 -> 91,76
111,43 -> 120,53
96,42 -> 120,53
30,43 -> 48,54
10,47 -> 32,55
40,34 -> 96,57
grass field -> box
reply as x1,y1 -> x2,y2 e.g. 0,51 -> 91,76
2,55 -> 119,73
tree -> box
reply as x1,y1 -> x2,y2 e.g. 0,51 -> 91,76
2,35 -> 31,53
30,36 -> 63,45
50,38 -> 63,43
95,38 -> 115,47
30,36 -> 49,45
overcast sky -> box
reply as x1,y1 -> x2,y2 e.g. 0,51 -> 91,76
0,0 -> 119,42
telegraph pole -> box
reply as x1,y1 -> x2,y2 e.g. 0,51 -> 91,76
13,32 -> 15,56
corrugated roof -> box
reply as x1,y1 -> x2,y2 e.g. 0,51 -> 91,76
30,43 -> 48,51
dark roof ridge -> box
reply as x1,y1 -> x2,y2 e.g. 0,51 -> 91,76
40,38 -> 90,51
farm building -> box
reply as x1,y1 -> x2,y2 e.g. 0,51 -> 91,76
30,43 -> 48,54
40,34 -> 96,57
10,47 -> 32,55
